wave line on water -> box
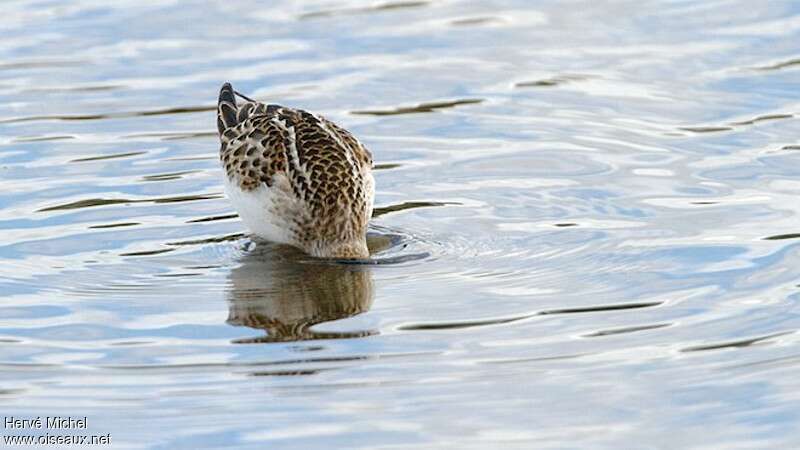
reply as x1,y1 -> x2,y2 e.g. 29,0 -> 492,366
88,222 -> 141,229
680,331 -> 795,353
763,233 -> 800,241
0,105 -> 216,125
372,201 -> 459,218
729,113 -> 795,126
583,323 -> 672,338
397,301 -> 664,331
186,214 -> 239,224
165,233 -> 246,247
140,170 -> 200,182
676,112 -> 794,135
514,74 -> 592,88
70,151 -> 147,163
298,0 -> 429,20
351,98 -> 483,116
752,58 -> 800,71
37,193 -> 223,212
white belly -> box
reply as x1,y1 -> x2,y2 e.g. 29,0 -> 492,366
223,177 -> 298,246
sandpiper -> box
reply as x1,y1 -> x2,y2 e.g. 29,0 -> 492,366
216,82 -> 374,259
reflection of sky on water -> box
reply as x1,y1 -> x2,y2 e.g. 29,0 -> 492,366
1,0 -> 800,447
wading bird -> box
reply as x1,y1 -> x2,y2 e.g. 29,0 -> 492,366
216,82 -> 374,259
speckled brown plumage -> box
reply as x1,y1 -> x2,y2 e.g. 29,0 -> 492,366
217,82 -> 375,258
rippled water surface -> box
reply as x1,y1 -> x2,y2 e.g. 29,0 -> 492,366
2,1 -> 800,448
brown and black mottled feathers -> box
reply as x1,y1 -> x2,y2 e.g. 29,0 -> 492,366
217,84 -> 372,196
216,82 -> 375,258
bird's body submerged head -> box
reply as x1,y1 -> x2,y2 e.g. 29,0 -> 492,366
216,82 -> 374,259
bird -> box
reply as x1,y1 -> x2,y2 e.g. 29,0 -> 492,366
216,82 -> 375,259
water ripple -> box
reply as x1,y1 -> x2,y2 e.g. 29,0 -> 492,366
2,0 -> 800,447
351,98 -> 484,116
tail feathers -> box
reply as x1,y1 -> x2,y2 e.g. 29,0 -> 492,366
217,82 -> 238,134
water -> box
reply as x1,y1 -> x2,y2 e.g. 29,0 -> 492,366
1,1 -> 800,448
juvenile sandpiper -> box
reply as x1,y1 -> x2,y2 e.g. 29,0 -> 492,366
216,82 -> 374,259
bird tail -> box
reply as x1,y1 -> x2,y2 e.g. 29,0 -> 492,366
217,82 -> 238,134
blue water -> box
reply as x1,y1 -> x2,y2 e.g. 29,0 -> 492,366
1,1 -> 800,448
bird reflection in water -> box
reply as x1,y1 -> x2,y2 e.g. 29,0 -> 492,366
226,242 -> 379,343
